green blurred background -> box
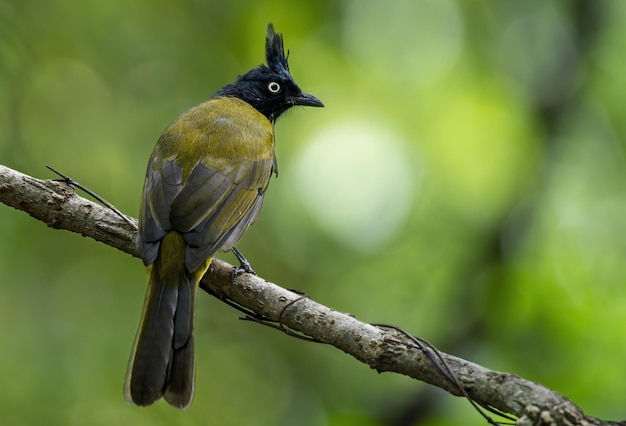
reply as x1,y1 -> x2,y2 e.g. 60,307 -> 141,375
2,0 -> 626,424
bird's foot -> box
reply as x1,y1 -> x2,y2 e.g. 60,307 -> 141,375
230,246 -> 257,282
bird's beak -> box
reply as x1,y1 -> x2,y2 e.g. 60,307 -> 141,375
291,92 -> 324,108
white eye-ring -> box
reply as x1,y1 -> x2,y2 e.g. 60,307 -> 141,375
268,82 -> 281,93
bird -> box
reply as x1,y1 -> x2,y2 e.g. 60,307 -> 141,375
123,23 -> 323,409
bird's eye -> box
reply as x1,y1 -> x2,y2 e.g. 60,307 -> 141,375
268,82 -> 281,94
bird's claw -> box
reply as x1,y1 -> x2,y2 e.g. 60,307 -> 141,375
230,263 -> 256,283
234,262 -> 256,276
230,246 -> 257,282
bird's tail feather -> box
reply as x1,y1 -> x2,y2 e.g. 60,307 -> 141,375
124,232 -> 204,409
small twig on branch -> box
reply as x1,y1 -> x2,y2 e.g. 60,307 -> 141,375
0,164 -> 139,257
0,163 -> 624,426
373,323 -> 515,425
45,165 -> 138,230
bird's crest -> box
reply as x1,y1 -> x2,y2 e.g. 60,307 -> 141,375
265,24 -> 290,76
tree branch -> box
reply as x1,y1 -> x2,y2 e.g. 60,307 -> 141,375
0,164 -> 622,426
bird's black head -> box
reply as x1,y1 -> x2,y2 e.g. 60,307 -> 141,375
214,24 -> 323,122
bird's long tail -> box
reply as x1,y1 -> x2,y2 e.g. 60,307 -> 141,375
124,232 -> 209,409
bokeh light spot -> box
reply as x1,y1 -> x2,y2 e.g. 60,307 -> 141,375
293,121 -> 419,252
